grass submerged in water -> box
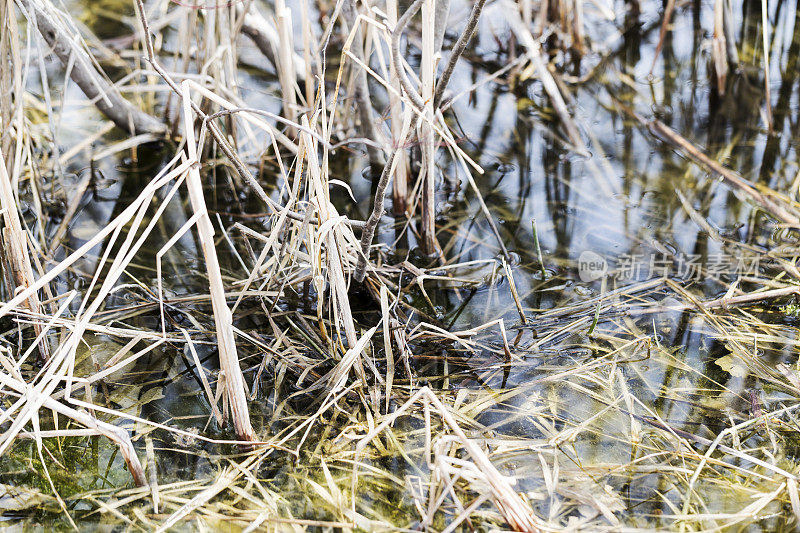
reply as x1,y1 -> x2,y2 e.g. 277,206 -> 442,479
1,0 -> 800,530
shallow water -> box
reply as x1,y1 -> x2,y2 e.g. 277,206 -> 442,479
3,0 -> 800,529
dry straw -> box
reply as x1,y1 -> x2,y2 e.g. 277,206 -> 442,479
0,0 -> 798,530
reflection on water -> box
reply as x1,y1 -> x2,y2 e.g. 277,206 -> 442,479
5,0 -> 800,529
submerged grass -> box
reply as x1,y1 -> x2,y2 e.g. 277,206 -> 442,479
0,0 -> 800,530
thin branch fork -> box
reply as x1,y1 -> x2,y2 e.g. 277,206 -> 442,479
354,0 -> 426,282
355,0 -> 498,280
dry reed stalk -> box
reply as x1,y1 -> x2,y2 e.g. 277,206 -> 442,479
135,0 -> 304,231
0,161 -> 198,462
274,0 -> 298,132
390,0 -> 425,113
8,0 -> 798,529
419,0 -> 438,256
760,0 -> 773,131
638,285 -> 800,312
641,115 -> 799,224
0,149 -> 49,360
0,0 -> 16,162
44,396 -> 147,486
350,35 -> 490,281
0,156 -> 193,318
298,0 -> 316,105
0,354 -> 146,486
0,146 -> 261,489
354,0 -> 476,282
386,0 -> 409,215
0,1 -> 49,360
0,174 -> 188,483
712,0 -> 728,94
354,387 -> 542,532
145,436 -> 159,512
237,2 -> 307,82
156,460 -> 253,533
181,81 -> 255,443
573,0 -> 585,52
354,0 -> 496,276
299,115 -> 360,352
534,0 -> 549,36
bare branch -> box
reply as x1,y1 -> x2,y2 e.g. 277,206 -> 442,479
25,1 -> 165,136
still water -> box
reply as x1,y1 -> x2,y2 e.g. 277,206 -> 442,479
3,0 -> 800,529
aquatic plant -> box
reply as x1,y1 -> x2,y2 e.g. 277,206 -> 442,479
0,0 -> 799,530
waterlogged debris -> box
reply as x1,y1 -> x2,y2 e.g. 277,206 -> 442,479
69,219 -> 103,241
716,355 -> 749,378
0,484 -> 52,512
111,385 -> 165,417
555,477 -> 624,525
173,427 -> 200,448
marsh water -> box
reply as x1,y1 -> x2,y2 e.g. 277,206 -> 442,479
3,0 -> 800,530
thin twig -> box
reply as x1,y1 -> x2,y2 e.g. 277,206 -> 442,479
354,150 -> 398,282
433,0 -> 488,109
391,0 -> 426,112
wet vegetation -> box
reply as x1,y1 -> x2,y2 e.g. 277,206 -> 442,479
2,0 -> 800,530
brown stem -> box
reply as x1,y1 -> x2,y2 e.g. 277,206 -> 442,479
355,150 -> 398,282
356,0 -> 433,280
433,0 -> 488,109
26,2 -> 165,136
